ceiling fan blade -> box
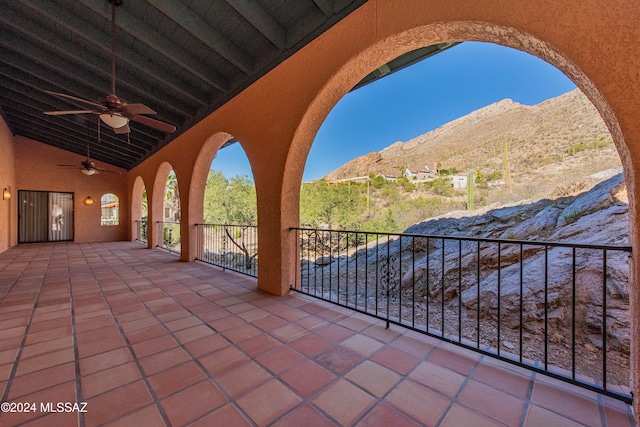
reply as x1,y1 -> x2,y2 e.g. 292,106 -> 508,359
58,164 -> 83,168
44,110 -> 96,116
44,90 -> 106,110
95,167 -> 121,174
121,103 -> 156,115
129,114 -> 176,133
113,123 -> 130,134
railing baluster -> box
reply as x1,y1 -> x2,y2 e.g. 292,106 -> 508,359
477,240 -> 481,348
458,239 -> 462,343
355,232 -> 359,310
336,231 -> 341,304
346,233 -> 349,307
498,242 -> 501,356
412,237 -> 415,328
321,230 -> 325,298
602,249 -> 608,390
399,235 -> 403,323
520,243 -> 524,364
365,233 -> 369,313
386,235 -> 390,328
441,238 -> 445,338
572,246 -> 576,379
544,245 -> 549,371
375,234 -> 379,317
427,237 -> 430,333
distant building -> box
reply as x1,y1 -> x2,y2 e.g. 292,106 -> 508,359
451,175 -> 468,189
404,164 -> 438,181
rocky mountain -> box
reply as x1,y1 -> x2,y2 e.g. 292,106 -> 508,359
323,89 -> 614,181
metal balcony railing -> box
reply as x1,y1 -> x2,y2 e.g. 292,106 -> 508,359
290,227 -> 633,404
157,221 -> 181,254
135,219 -> 148,244
195,224 -> 258,278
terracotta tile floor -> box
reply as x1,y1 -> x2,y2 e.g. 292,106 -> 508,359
0,242 -> 636,427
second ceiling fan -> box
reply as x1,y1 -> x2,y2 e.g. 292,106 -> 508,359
44,0 -> 176,135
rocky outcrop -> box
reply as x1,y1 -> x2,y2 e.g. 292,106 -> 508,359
398,171 -> 629,353
301,169 -> 630,383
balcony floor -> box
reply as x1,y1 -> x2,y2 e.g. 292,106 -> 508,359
0,242 -> 635,427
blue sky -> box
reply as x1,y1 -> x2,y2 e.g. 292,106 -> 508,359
212,42 -> 577,181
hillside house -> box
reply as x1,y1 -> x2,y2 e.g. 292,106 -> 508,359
404,164 -> 438,181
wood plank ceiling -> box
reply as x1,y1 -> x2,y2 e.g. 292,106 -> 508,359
0,0 -> 370,170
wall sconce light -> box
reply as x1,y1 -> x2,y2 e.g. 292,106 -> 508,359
2,188 -> 10,200
84,196 -> 94,206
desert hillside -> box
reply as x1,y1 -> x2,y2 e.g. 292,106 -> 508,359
323,89 -> 618,182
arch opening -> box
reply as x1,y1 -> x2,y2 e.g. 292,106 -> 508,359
192,135 -> 258,277
131,176 -> 147,243
289,32 -> 631,401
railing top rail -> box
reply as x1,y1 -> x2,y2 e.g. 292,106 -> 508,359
157,221 -> 180,225
196,223 -> 257,227
289,226 -> 631,252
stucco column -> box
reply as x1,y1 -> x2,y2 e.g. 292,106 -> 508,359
254,170 -> 296,296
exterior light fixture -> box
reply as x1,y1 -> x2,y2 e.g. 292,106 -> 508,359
99,112 -> 129,129
81,168 -> 96,176
84,196 -> 94,206
2,188 -> 10,200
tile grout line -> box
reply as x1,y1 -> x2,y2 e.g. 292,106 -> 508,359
432,349 -> 485,427
69,244 -> 85,427
518,371 -> 537,427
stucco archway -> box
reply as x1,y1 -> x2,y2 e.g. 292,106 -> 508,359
151,162 -> 177,249
131,175 -> 146,241
283,21 -> 638,412
186,132 -> 239,261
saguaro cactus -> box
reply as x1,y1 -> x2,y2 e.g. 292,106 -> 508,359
467,170 -> 475,210
504,137 -> 512,193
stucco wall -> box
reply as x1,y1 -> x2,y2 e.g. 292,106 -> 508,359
0,117 -> 16,252
14,137 -> 128,243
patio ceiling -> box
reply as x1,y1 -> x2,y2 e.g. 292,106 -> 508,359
0,0 -> 373,170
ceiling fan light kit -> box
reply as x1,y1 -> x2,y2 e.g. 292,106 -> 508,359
99,113 -> 129,129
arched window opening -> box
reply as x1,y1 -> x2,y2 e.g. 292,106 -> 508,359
101,193 -> 119,226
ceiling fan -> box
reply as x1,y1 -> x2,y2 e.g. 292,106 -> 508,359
59,134 -> 121,176
43,0 -> 176,135
59,118 -> 121,176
